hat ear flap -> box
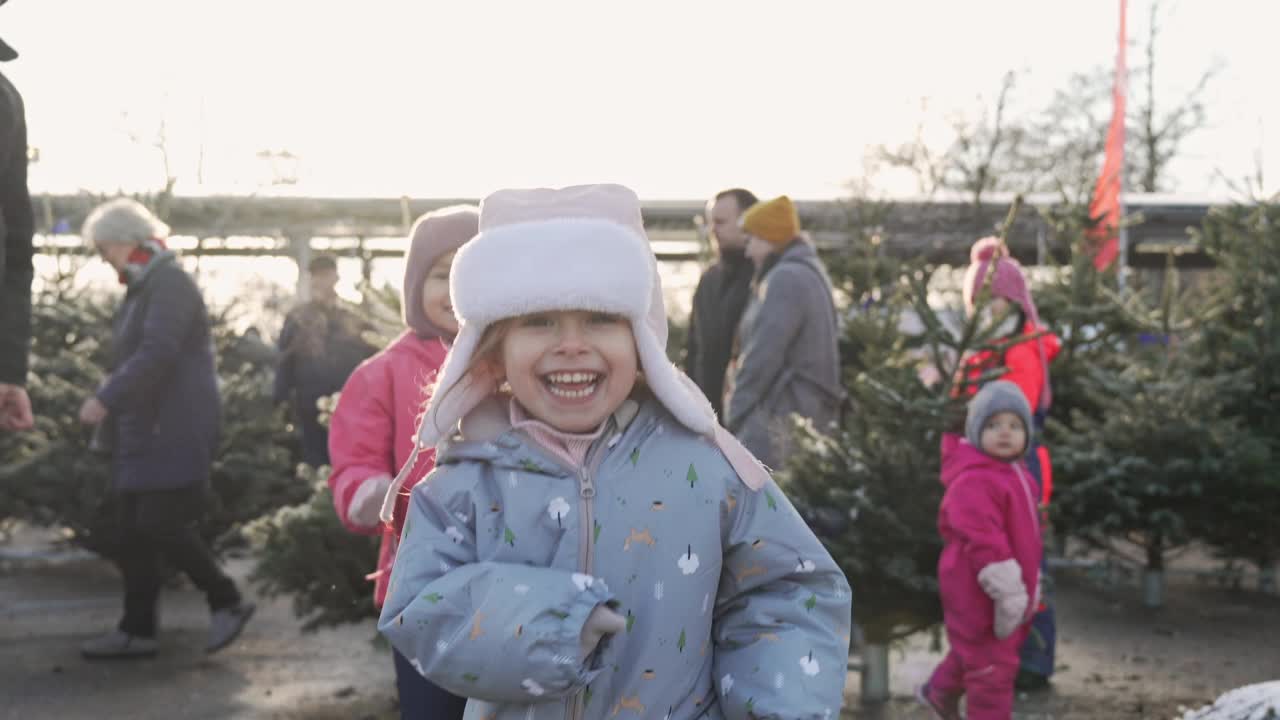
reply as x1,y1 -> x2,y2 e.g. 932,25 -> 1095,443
630,317 -> 772,491
645,268 -> 668,348
964,257 -> 992,316
631,319 -> 714,435
714,425 -> 771,491
380,324 -> 498,524
416,324 -> 495,449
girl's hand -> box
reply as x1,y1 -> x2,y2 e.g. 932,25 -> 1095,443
78,396 -> 108,426
0,384 -> 34,431
349,473 -> 393,528
977,558 -> 1030,639
993,591 -> 1029,639
579,604 -> 626,660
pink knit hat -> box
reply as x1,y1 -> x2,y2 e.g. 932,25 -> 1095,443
401,205 -> 479,339
962,236 -> 1040,326
962,236 -> 1052,411
379,184 -> 770,521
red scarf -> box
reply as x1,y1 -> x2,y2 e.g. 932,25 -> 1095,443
118,238 -> 169,285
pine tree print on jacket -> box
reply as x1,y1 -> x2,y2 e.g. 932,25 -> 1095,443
378,395 -> 852,719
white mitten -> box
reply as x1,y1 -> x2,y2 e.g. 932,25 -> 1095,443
579,604 -> 627,660
349,473 -> 393,529
978,558 -> 1030,640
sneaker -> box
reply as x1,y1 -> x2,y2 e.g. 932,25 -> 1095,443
206,602 -> 256,654
915,682 -> 962,720
81,630 -> 158,660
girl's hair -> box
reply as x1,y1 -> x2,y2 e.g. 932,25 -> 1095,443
468,318 -> 517,379
421,318 -> 517,437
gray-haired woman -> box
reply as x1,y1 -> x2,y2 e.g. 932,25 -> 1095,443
77,198 -> 254,659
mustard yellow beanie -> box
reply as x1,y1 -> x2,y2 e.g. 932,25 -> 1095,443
740,195 -> 800,246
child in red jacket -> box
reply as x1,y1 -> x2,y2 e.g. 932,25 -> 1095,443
919,381 -> 1043,720
327,206 -> 477,720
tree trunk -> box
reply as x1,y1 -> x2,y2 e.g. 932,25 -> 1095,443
1259,563 -> 1277,595
1144,536 -> 1165,608
860,643 -> 891,703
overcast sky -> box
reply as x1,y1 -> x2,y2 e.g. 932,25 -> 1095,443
4,0 -> 1275,200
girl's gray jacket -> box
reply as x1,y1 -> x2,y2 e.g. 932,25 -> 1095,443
378,394 -> 853,720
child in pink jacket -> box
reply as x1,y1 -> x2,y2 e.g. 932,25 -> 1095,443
327,205 -> 477,720
919,380 -> 1043,720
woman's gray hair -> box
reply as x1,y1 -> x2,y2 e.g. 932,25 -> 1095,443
81,198 -> 170,247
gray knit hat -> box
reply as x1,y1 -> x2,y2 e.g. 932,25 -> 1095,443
965,380 -> 1033,455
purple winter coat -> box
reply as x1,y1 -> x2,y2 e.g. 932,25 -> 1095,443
97,255 -> 220,493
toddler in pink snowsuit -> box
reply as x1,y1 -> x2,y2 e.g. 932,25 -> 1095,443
919,380 -> 1043,719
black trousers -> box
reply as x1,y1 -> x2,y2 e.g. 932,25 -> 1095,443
392,648 -> 467,719
113,485 -> 241,638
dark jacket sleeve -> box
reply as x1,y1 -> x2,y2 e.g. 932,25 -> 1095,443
683,285 -> 701,377
0,249 -> 31,386
0,72 -> 33,387
97,269 -> 200,412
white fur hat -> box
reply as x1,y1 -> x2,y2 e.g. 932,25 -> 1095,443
380,184 -> 769,521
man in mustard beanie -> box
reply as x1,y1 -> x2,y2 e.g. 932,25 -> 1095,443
726,195 -> 843,470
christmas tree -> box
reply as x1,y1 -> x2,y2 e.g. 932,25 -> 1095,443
781,202 -> 1027,646
0,255 -> 308,555
1033,206 -> 1143,442
0,262 -> 116,552
241,278 -> 407,627
242,470 -> 380,631
1188,201 -> 1280,582
1048,253 -> 1255,606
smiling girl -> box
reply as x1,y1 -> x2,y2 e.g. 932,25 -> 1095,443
375,184 -> 852,720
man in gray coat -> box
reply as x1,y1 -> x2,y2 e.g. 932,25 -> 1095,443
725,195 -> 843,470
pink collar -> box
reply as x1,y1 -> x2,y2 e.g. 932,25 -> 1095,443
509,400 -> 606,469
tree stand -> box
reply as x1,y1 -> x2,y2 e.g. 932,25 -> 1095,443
860,643 -> 891,703
1260,564 -> 1277,595
1143,568 -> 1165,609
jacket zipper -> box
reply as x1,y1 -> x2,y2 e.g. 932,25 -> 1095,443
1011,463 -> 1042,622
568,419 -> 617,720
1012,464 -> 1040,532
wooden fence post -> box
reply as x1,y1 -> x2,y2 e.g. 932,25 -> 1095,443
357,235 -> 373,286
288,229 -> 312,302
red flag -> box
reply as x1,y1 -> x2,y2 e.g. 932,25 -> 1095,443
1090,0 -> 1127,271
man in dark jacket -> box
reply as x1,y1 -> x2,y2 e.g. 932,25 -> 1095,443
0,38 -> 35,433
273,254 -> 375,467
78,198 -> 254,659
683,188 -> 757,418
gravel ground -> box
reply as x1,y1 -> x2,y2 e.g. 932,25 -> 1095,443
3,531 -> 1277,720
